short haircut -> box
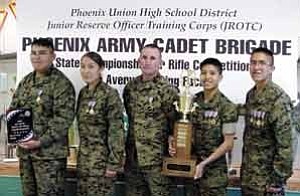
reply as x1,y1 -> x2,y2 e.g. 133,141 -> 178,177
200,58 -> 223,75
31,38 -> 54,51
81,52 -> 105,69
140,43 -> 162,57
251,47 -> 274,66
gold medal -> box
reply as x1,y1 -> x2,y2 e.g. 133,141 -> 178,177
89,108 -> 95,115
256,120 -> 261,127
87,100 -> 96,115
36,90 -> 43,104
36,96 -> 41,103
211,119 -> 216,125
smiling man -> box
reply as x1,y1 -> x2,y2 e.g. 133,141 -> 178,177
241,47 -> 293,196
9,38 -> 75,196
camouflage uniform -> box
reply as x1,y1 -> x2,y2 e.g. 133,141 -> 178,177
76,81 -> 125,196
291,102 -> 300,161
241,81 -> 293,196
190,90 -> 238,196
10,65 -> 75,196
123,75 -> 178,196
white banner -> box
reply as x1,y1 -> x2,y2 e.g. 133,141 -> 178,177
17,0 -> 300,103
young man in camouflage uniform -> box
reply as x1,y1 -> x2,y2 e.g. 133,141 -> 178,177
9,38 -> 75,196
168,58 -> 238,196
241,47 -> 293,196
123,44 -> 178,196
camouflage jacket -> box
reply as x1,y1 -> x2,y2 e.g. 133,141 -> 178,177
76,81 -> 124,176
123,74 -> 178,167
191,90 -> 238,188
10,65 -> 75,160
241,81 -> 293,190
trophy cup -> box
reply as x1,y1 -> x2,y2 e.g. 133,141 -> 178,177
162,71 -> 197,178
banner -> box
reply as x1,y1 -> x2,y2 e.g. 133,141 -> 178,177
17,0 -> 300,103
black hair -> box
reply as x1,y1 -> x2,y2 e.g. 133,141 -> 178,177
251,47 -> 274,66
200,58 -> 223,74
81,52 -> 105,68
31,38 -> 54,51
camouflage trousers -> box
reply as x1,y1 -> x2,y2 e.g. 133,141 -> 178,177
241,186 -> 285,196
19,157 -> 67,196
77,175 -> 116,196
193,186 -> 226,196
125,166 -> 171,196
186,179 -> 226,196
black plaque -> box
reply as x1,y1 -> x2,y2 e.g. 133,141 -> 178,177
6,108 -> 33,143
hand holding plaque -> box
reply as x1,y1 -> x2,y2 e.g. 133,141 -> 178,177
162,71 -> 197,178
6,108 -> 34,144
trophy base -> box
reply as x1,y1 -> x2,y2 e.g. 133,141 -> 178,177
162,157 -> 196,178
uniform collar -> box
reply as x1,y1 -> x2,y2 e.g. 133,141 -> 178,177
138,73 -> 162,83
32,64 -> 54,85
84,79 -> 104,97
197,90 -> 221,108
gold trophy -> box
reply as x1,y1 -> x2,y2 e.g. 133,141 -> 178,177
162,71 -> 197,178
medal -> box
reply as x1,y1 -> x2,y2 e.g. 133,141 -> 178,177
261,112 -> 265,126
149,97 -> 153,104
36,90 -> 43,104
256,119 -> 261,127
250,110 -> 254,124
211,111 -> 218,124
149,97 -> 154,108
191,102 -> 198,113
211,119 -> 216,124
87,100 -> 96,115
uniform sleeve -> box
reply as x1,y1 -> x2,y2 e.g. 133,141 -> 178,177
162,86 -> 179,135
221,100 -> 238,124
106,89 -> 125,171
9,79 -> 25,109
9,83 -> 22,109
39,78 -> 76,148
221,100 -> 238,135
222,123 -> 236,135
270,95 -> 293,182
123,84 -> 131,119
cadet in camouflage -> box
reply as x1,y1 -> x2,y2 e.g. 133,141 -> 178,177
9,38 -> 75,196
241,48 -> 293,196
123,44 -> 178,196
169,58 -> 238,196
76,52 -> 125,196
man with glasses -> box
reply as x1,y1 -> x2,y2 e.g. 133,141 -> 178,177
9,38 -> 75,196
241,47 -> 293,196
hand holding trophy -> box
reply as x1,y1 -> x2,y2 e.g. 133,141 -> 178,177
162,70 -> 198,178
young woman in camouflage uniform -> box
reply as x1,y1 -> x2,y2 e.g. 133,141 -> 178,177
76,52 -> 125,196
